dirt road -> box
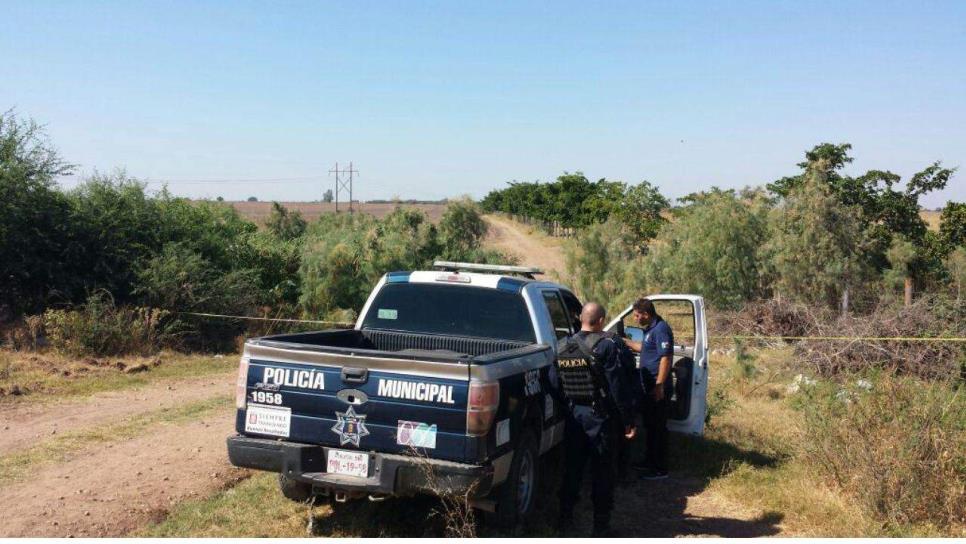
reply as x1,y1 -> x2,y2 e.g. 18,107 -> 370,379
0,371 -> 234,457
483,215 -> 567,279
0,369 -> 244,537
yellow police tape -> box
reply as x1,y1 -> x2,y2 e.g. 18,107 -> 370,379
175,311 -> 355,328
178,312 -> 966,343
710,335 -> 966,343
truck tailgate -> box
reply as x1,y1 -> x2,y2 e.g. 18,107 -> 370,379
238,344 -> 471,463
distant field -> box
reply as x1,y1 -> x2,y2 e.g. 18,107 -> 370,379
921,210 -> 941,231
224,201 -> 449,224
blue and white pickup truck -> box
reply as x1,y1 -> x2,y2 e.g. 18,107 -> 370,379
226,261 -> 708,527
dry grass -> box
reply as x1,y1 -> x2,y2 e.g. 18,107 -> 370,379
797,374 -> 965,533
0,349 -> 235,403
137,471 -> 454,537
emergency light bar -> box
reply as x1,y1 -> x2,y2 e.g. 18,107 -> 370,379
432,261 -> 544,279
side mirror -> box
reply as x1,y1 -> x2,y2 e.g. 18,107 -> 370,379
613,319 -> 626,337
624,326 -> 644,344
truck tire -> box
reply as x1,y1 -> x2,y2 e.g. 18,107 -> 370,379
278,473 -> 314,503
489,429 -> 539,530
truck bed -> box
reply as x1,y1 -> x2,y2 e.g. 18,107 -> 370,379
250,328 -> 538,361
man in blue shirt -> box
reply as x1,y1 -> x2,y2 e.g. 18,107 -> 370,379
623,298 -> 673,479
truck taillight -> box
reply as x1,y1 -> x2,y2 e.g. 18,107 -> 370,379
466,381 -> 499,436
235,357 -> 249,409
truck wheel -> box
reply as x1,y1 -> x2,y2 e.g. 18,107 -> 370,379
490,429 -> 538,530
278,473 -> 314,503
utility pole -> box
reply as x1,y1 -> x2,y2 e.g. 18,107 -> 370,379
346,162 -> 358,214
328,162 -> 359,214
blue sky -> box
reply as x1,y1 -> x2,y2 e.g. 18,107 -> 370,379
2,1 -> 964,207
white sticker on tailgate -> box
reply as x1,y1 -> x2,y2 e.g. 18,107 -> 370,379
245,404 -> 291,438
327,449 -> 369,478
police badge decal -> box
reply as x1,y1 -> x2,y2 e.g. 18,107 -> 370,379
331,406 -> 370,446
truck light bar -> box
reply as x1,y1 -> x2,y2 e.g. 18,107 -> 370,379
432,261 -> 544,279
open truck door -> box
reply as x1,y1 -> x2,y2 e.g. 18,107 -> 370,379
605,295 -> 708,436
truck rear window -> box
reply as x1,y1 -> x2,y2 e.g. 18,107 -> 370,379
361,283 -> 536,343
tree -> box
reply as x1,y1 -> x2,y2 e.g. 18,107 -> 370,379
323,189 -> 334,203
247,196 -> 258,202
265,201 -> 307,240
67,171 -> 168,303
884,236 -> 916,306
562,218 -> 643,309
437,198 -> 488,259
642,189 -> 768,309
480,173 -> 669,244
0,111 -> 76,314
939,202 -> 966,251
765,178 -> 869,311
613,181 -> 669,253
767,142 -> 854,198
946,247 -> 966,302
768,144 -> 955,282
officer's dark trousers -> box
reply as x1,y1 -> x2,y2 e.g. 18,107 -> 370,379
559,416 -> 618,528
641,378 -> 669,472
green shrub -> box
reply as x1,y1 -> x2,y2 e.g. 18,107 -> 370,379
561,217 -> 646,309
798,374 -> 966,531
642,188 -> 769,309
43,292 -> 170,356
299,203 -> 509,318
265,201 -> 307,240
0,111 -> 76,314
135,244 -> 263,350
438,198 -> 487,259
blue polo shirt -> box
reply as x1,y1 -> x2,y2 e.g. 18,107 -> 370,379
640,318 -> 674,378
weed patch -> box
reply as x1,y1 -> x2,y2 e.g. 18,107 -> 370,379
0,349 -> 234,403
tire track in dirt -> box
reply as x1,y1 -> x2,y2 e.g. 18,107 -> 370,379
0,366 -> 244,536
0,407 -> 247,537
0,369 -> 236,456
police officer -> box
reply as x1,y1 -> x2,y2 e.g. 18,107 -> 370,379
550,302 -> 637,536
624,298 -> 674,480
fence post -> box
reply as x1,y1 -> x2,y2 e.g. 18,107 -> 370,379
904,277 -> 913,307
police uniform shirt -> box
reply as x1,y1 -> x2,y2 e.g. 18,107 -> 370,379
640,318 -> 674,378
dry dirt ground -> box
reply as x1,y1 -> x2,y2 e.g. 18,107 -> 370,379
483,214 -> 568,279
0,369 -> 245,537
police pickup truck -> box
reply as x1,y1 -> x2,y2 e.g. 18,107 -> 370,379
227,261 -> 708,527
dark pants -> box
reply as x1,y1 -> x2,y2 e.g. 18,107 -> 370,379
559,415 -> 618,528
641,376 -> 669,472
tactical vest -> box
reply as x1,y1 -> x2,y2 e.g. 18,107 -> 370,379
555,332 -> 610,406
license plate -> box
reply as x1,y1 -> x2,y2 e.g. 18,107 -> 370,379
326,449 -> 369,478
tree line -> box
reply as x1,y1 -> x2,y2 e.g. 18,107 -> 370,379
0,111 -> 504,352
481,147 -> 964,313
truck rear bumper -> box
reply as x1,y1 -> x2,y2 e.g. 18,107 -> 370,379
227,435 -> 493,498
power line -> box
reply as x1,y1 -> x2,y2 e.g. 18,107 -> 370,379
142,176 -> 323,184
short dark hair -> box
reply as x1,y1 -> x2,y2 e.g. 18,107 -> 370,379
632,298 -> 656,316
